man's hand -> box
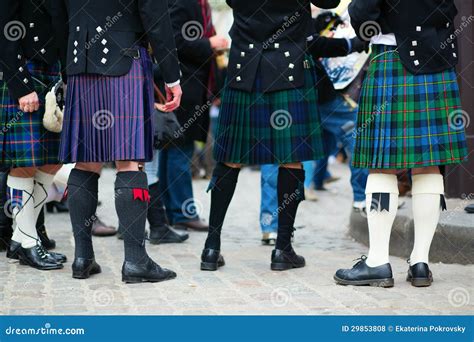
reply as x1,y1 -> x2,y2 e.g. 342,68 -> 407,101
209,35 -> 229,50
163,84 -> 182,112
18,92 -> 40,113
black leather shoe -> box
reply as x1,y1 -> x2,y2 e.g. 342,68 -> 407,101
122,258 -> 177,283
36,207 -> 56,250
200,249 -> 225,271
72,258 -> 102,279
407,262 -> 433,287
334,256 -> 394,287
19,244 -> 63,270
149,224 -> 189,244
6,240 -> 22,260
271,249 -> 305,271
8,240 -> 66,263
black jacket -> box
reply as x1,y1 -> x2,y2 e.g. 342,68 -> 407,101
62,0 -> 180,84
309,34 -> 351,104
226,0 -> 340,93
0,0 -> 67,100
168,0 -> 214,143
349,0 -> 459,75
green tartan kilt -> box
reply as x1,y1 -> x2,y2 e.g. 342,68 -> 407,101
213,56 -> 325,165
0,61 -> 61,168
352,45 -> 468,169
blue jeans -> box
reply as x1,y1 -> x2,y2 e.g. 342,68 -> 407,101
314,96 -> 368,202
156,143 -> 198,224
260,164 -> 279,233
144,151 -> 160,186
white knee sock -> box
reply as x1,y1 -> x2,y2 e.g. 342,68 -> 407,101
410,174 -> 444,265
365,174 -> 399,267
7,176 -> 38,248
33,170 -> 56,222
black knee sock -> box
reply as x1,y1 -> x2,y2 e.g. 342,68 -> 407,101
204,163 -> 240,250
147,181 -> 168,227
68,169 -> 99,259
276,167 -> 305,252
115,171 -> 149,263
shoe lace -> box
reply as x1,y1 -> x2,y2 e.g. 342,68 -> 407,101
35,244 -> 50,260
352,255 -> 367,267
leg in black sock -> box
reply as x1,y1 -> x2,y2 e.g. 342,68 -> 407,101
116,171 -> 176,283
201,163 -> 240,271
271,167 -> 306,271
68,169 -> 102,279
204,163 -> 240,250
68,169 -> 99,259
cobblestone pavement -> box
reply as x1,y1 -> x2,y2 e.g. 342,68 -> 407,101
0,163 -> 472,315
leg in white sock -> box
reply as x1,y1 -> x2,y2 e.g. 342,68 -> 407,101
410,173 -> 444,265
7,175 -> 38,248
33,170 -> 56,222
365,173 -> 399,267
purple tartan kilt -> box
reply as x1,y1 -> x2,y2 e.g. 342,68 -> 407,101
59,47 -> 154,163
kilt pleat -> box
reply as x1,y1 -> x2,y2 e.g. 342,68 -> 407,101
0,61 -> 61,167
353,45 -> 468,169
59,47 -> 154,163
213,56 -> 324,165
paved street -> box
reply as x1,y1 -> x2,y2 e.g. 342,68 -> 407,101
0,163 -> 472,315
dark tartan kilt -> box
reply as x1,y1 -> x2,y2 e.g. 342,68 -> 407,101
0,61 -> 61,168
213,56 -> 324,165
59,46 -> 154,163
353,45 -> 468,169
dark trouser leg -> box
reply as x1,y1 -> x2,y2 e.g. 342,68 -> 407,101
148,181 -> 188,244
0,168 -> 12,251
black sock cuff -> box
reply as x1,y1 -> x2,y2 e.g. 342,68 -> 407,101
115,171 -> 148,190
207,163 -> 240,192
68,169 -> 100,191
279,167 -> 305,182
213,163 -> 241,180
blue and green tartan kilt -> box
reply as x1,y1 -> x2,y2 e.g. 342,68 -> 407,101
213,56 -> 324,165
352,45 -> 468,169
0,61 -> 61,168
